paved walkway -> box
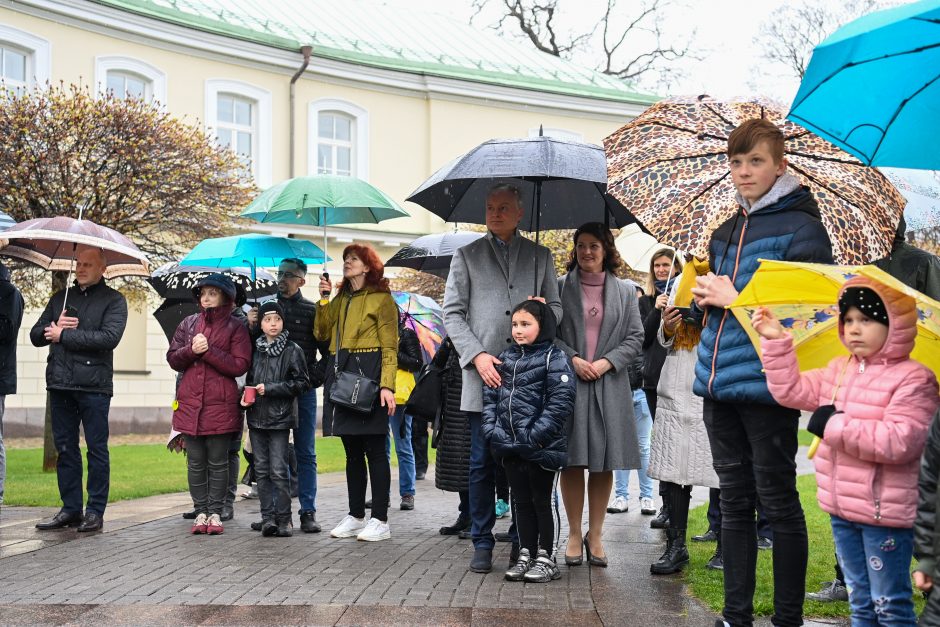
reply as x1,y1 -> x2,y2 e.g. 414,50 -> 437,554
0,452 -> 840,626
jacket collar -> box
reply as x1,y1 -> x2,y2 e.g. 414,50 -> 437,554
736,172 -> 802,215
73,277 -> 106,293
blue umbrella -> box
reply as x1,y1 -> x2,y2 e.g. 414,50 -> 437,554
788,0 -> 940,169
180,234 -> 329,269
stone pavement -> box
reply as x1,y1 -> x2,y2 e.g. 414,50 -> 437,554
0,453 -> 841,626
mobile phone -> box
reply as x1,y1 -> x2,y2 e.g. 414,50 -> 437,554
63,305 -> 78,318
320,272 -> 331,297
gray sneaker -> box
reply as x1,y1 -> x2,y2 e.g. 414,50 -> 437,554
400,495 -> 415,510
504,548 -> 531,581
806,580 -> 848,602
523,549 -> 561,583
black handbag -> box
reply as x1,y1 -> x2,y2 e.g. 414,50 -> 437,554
328,296 -> 380,414
404,362 -> 443,420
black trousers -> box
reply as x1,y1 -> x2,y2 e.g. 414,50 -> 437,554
703,399 -> 807,627
412,417 -> 429,476
707,488 -> 774,540
184,433 -> 231,516
341,434 -> 390,522
503,457 -> 555,557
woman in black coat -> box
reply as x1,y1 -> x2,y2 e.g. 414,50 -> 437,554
432,337 -> 473,535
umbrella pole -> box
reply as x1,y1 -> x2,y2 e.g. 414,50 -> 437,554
322,206 -> 328,278
532,182 -> 543,298
61,242 -> 77,315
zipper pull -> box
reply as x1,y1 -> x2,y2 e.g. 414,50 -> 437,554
858,358 -> 866,374
874,499 -> 881,521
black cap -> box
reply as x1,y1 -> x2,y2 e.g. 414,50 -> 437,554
258,300 -> 284,320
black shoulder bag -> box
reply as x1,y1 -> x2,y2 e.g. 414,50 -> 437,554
328,294 -> 380,414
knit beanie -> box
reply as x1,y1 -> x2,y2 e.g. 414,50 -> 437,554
192,273 -> 236,303
839,287 -> 889,326
258,300 -> 284,320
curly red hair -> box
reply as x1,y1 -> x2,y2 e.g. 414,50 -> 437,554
337,243 -> 390,293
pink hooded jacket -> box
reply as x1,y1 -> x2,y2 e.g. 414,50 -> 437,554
760,276 -> 940,528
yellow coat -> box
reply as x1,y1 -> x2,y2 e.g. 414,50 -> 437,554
315,287 -> 399,391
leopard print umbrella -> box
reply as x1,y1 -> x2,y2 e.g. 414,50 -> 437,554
604,95 -> 906,265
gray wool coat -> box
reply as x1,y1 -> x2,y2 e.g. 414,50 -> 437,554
555,270 -> 644,471
443,232 -> 562,413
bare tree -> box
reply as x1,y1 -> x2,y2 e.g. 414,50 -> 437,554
472,0 -> 696,88
755,0 -> 885,80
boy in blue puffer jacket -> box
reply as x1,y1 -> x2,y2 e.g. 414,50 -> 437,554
483,299 -> 576,583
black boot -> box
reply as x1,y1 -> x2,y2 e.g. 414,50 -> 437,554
705,537 -> 723,571
650,527 -> 689,575
650,502 -> 670,529
439,516 -> 471,536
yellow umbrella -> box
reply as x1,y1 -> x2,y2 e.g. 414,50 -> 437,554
729,259 -> 940,457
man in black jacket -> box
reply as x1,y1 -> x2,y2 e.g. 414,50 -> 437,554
30,247 -> 128,532
0,262 -> 24,517
248,258 -> 328,533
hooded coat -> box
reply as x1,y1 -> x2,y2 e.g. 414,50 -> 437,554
761,276 -> 940,528
168,303 -> 252,436
693,173 -> 834,405
482,301 -> 576,471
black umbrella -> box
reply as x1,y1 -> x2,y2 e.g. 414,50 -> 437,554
406,131 -> 645,293
153,298 -> 199,343
385,231 -> 485,279
148,263 -> 278,302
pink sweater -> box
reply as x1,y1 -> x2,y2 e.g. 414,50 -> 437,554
579,270 -> 605,361
760,276 -> 939,528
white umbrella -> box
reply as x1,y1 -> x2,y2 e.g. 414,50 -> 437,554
615,223 -> 675,271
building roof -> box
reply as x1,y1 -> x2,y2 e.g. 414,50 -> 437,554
91,0 -> 659,104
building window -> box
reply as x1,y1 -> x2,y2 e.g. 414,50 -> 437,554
308,99 -> 369,180
95,56 -> 166,104
0,25 -> 51,94
317,112 -> 354,176
205,80 -> 272,187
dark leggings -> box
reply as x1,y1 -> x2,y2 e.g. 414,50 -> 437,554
184,433 -> 232,516
666,481 -> 693,530
503,457 -> 555,557
341,434 -> 391,522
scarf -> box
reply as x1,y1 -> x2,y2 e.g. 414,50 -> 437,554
256,330 -> 289,357
654,279 -> 671,295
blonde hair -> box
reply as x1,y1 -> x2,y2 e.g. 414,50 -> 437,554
644,248 -> 682,296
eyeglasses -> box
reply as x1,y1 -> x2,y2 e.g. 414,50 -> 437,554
277,271 -> 303,280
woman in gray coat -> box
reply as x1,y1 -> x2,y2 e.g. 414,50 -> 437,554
555,223 -> 644,567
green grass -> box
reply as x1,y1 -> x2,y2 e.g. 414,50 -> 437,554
686,474 -> 924,618
797,429 -> 814,447
4,437 -> 435,507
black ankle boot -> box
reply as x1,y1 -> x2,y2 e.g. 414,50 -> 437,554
650,528 -> 689,575
705,538 -> 723,571
650,502 -> 670,529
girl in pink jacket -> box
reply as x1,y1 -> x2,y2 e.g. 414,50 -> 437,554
752,276 -> 939,625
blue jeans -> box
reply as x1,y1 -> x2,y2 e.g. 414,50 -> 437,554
830,516 -> 915,626
468,412 -> 518,550
294,389 -> 317,513
250,428 -> 291,522
387,407 -> 416,497
49,390 -> 112,516
614,388 -> 654,500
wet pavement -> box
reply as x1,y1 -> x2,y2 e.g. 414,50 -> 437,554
0,449 -> 840,626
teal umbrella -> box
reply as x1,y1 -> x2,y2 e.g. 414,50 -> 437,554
240,175 -> 410,273
788,0 -> 940,169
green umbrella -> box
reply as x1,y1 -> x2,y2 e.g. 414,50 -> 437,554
240,175 -> 409,274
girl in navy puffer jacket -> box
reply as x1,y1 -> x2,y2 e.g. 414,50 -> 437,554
483,300 -> 576,583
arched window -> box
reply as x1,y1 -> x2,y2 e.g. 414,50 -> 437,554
205,80 -> 272,187
95,56 -> 166,102
309,99 -> 369,180
0,24 -> 50,95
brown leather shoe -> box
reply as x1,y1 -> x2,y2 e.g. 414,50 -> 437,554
77,511 -> 103,532
35,510 -> 83,530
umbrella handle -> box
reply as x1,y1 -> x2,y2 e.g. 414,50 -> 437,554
807,436 -> 821,459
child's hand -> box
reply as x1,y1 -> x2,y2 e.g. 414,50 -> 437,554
751,307 -> 785,340
915,570 -> 933,592
239,393 -> 250,407
256,383 -> 265,396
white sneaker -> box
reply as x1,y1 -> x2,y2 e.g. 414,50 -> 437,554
606,495 -> 629,513
356,517 -> 391,542
330,514 -> 367,538
640,497 -> 656,515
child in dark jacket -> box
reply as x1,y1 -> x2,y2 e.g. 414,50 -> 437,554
914,410 -> 940,625
482,299 -> 576,583
240,301 -> 310,537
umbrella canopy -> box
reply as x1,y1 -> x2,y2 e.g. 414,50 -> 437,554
240,175 -> 409,226
406,135 -> 643,230
180,234 -> 329,270
614,223 -> 676,271
0,211 -> 15,232
881,168 -> 940,232
0,216 -> 149,277
787,0 -> 940,169
148,263 -> 278,301
604,95 -> 907,265
385,231 -> 485,278
728,259 -> 940,375
153,298 -> 199,343
392,290 -> 443,361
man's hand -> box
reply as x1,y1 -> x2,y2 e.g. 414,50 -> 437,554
662,306 -> 682,334
473,352 -> 503,388
915,570 -> 933,592
572,356 -> 599,381
751,307 -> 785,340
527,295 -> 546,304
692,272 -> 739,308
655,293 -> 669,310
57,313 -> 79,329
591,358 -> 613,378
192,333 -> 209,355
44,321 -> 64,343
246,307 -> 259,326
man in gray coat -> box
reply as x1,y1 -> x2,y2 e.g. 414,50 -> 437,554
443,183 -> 562,573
